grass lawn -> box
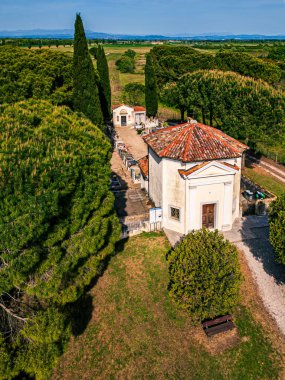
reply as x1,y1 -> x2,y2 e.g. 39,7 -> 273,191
243,166 -> 285,197
54,232 -> 282,379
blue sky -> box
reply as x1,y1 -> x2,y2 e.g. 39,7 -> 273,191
0,0 -> 285,35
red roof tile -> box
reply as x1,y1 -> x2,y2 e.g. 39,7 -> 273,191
138,155 -> 149,178
143,122 -> 248,163
112,104 -> 146,112
133,106 -> 146,112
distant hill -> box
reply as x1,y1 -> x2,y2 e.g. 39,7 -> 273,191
0,29 -> 285,41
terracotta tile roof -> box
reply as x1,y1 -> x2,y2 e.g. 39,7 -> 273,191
143,122 -> 249,163
133,106 -> 146,112
178,162 -> 210,177
138,155 -> 149,178
112,104 -> 125,110
112,104 -> 146,112
220,161 -> 240,171
178,161 -> 239,178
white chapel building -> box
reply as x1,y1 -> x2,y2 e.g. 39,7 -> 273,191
139,121 -> 248,235
112,105 -> 146,127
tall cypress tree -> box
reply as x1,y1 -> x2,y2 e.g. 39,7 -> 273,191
73,14 -> 103,126
145,53 -> 158,117
97,45 -> 112,121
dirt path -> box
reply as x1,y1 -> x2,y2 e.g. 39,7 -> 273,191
247,155 -> 285,184
224,216 -> 285,338
115,125 -> 148,160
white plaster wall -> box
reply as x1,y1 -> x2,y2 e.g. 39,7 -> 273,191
148,148 -> 163,208
113,106 -> 134,127
161,158 -> 186,234
140,176 -> 149,192
187,174 -> 234,232
135,112 -> 146,124
147,153 -> 243,235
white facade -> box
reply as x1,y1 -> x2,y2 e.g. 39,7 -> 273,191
141,175 -> 149,193
147,147 -> 242,234
113,105 -> 146,127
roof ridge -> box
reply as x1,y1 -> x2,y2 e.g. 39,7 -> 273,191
148,123 -> 188,137
143,121 -> 248,163
182,124 -> 195,162
160,124 -> 190,157
198,123 -> 241,154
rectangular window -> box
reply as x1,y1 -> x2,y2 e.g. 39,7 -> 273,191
170,207 -> 180,221
117,116 -> 119,122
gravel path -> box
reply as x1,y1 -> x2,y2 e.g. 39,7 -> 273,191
115,125 -> 148,160
224,216 -> 285,337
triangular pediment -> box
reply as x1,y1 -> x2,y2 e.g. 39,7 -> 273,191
178,161 -> 239,179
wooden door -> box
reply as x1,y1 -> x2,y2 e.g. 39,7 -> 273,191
121,116 -> 127,126
202,204 -> 215,229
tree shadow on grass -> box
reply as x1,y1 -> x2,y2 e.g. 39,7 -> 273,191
69,236 -> 128,337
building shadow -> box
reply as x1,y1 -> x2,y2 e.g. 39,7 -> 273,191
112,171 -> 128,218
239,216 -> 285,285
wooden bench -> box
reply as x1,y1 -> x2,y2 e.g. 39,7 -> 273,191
202,315 -> 235,337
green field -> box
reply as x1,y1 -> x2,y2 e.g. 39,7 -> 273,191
243,167 -> 285,197
54,233 -> 281,379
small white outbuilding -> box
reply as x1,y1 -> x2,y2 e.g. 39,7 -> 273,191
140,121 -> 248,235
112,104 -> 146,127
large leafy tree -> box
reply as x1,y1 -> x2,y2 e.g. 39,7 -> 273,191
162,70 -> 285,160
150,45 -> 282,86
122,82 -> 145,106
145,54 -> 158,117
73,14 -> 103,126
0,100 -> 120,378
0,46 -> 73,106
97,45 -> 112,120
269,195 -> 285,265
116,55 -> 135,73
168,229 -> 241,322
215,51 -> 281,84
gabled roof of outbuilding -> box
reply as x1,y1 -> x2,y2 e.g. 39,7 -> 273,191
112,104 -> 146,112
143,122 -> 248,163
138,155 -> 149,178
133,106 -> 146,112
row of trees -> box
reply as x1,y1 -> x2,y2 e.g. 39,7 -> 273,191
0,14 -> 118,378
144,44 -> 284,120
150,45 -> 283,86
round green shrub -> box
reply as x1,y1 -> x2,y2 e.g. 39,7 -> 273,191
168,228 -> 241,322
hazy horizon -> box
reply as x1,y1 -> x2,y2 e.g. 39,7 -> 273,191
0,0 -> 285,36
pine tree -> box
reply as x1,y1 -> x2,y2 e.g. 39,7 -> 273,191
97,45 -> 112,120
145,53 -> 158,117
0,99 -> 120,378
73,14 -> 103,126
